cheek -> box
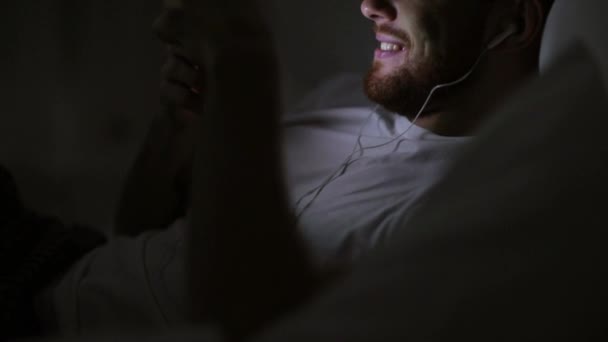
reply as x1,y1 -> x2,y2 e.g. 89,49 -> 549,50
407,12 -> 445,62
441,28 -> 486,68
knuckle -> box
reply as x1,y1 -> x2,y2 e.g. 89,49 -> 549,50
161,81 -> 188,104
164,56 -> 199,85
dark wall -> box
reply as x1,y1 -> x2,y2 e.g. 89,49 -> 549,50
0,1 -> 374,231
270,1 -> 376,105
2,0 -> 163,230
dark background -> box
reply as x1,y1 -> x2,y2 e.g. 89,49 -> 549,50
1,0 -> 375,231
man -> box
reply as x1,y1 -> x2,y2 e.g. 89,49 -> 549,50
361,0 -> 549,135
8,0 -> 552,338
117,0 -> 551,264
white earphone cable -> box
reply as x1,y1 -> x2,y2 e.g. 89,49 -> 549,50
294,36 -> 505,219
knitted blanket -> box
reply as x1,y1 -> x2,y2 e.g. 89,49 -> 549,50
0,166 -> 106,339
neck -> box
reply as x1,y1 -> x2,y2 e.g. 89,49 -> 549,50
405,58 -> 537,137
398,83 -> 490,136
410,110 -> 476,137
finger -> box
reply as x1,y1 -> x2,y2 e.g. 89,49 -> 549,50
162,53 -> 201,89
180,0 -> 270,44
160,79 -> 201,111
167,45 -> 201,70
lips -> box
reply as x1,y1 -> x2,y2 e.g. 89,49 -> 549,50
376,34 -> 407,49
374,34 -> 408,60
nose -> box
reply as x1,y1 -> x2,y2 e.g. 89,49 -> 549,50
152,9 -> 184,46
360,0 -> 397,23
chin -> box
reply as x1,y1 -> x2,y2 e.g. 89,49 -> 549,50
364,65 -> 421,117
363,56 -> 447,118
371,62 -> 399,78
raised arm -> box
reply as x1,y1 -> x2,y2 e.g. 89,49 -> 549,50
113,108 -> 197,236
183,1 -> 319,339
113,0 -> 205,236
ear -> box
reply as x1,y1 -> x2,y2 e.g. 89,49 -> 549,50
506,0 -> 545,50
484,0 -> 546,52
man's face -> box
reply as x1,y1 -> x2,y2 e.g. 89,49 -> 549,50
361,0 -> 493,117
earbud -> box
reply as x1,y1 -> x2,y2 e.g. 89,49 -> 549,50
487,23 -> 518,50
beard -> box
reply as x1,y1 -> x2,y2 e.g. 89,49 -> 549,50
364,25 -> 487,120
364,56 -> 447,120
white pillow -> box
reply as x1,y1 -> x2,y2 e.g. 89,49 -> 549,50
252,45 -> 608,342
540,0 -> 608,87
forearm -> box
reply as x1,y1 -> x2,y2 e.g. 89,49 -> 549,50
114,112 -> 192,236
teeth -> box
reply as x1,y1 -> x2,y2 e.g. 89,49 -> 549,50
380,42 -> 403,51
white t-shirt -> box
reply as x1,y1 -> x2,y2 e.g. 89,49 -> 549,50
283,106 -> 469,267
39,76 -> 469,335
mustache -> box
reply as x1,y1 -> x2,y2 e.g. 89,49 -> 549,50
373,24 -> 411,45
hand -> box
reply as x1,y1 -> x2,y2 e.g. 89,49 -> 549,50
177,0 -> 276,66
156,0 -> 275,116
113,109 -> 197,236
160,45 -> 205,121
116,0 -> 227,235
114,32 -> 205,236
117,1 -> 279,234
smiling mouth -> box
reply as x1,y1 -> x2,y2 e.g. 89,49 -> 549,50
379,42 -> 406,52
374,41 -> 407,60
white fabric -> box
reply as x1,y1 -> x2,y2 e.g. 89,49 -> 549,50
39,4 -> 608,338
285,107 -> 468,267
40,221 -> 189,335
253,39 -> 608,342
540,0 -> 608,86
248,8 -> 608,340
39,75 -> 468,334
